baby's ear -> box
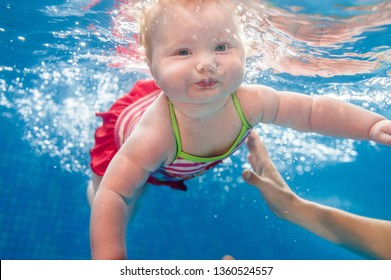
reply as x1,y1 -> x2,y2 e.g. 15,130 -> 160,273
145,58 -> 159,86
145,58 -> 155,78
145,57 -> 151,70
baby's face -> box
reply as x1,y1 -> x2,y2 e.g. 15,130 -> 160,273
147,1 -> 246,104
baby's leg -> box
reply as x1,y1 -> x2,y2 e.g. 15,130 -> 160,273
87,172 -> 102,207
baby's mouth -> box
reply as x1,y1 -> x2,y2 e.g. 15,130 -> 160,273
196,79 -> 217,88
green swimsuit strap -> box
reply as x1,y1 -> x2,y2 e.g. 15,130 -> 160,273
231,92 -> 252,129
169,92 -> 252,162
169,100 -> 183,159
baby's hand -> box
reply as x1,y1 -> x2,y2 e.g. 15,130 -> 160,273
369,120 -> 391,146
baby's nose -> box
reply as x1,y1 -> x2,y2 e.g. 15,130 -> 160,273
196,56 -> 218,72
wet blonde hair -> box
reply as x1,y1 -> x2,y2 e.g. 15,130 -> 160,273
139,0 -> 243,61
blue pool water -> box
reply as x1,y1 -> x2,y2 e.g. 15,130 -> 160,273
0,0 -> 390,260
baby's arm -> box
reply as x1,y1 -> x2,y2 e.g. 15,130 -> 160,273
275,92 -> 391,141
244,85 -> 391,145
90,122 -> 170,259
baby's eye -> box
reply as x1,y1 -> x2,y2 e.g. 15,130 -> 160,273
215,44 -> 228,52
177,49 -> 190,56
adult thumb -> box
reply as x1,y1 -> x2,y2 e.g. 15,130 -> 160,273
242,169 -> 262,186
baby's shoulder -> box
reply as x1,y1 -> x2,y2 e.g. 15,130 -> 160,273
140,93 -> 171,125
135,95 -> 177,164
235,84 -> 280,125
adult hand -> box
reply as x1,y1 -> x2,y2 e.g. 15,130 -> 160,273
242,131 -> 300,221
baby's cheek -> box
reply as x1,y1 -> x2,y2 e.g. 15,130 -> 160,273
155,64 -> 188,92
227,60 -> 245,88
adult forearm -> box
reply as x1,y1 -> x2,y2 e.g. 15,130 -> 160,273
292,201 -> 356,245
319,209 -> 391,259
90,189 -> 129,259
289,199 -> 391,259
281,197 -> 344,244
